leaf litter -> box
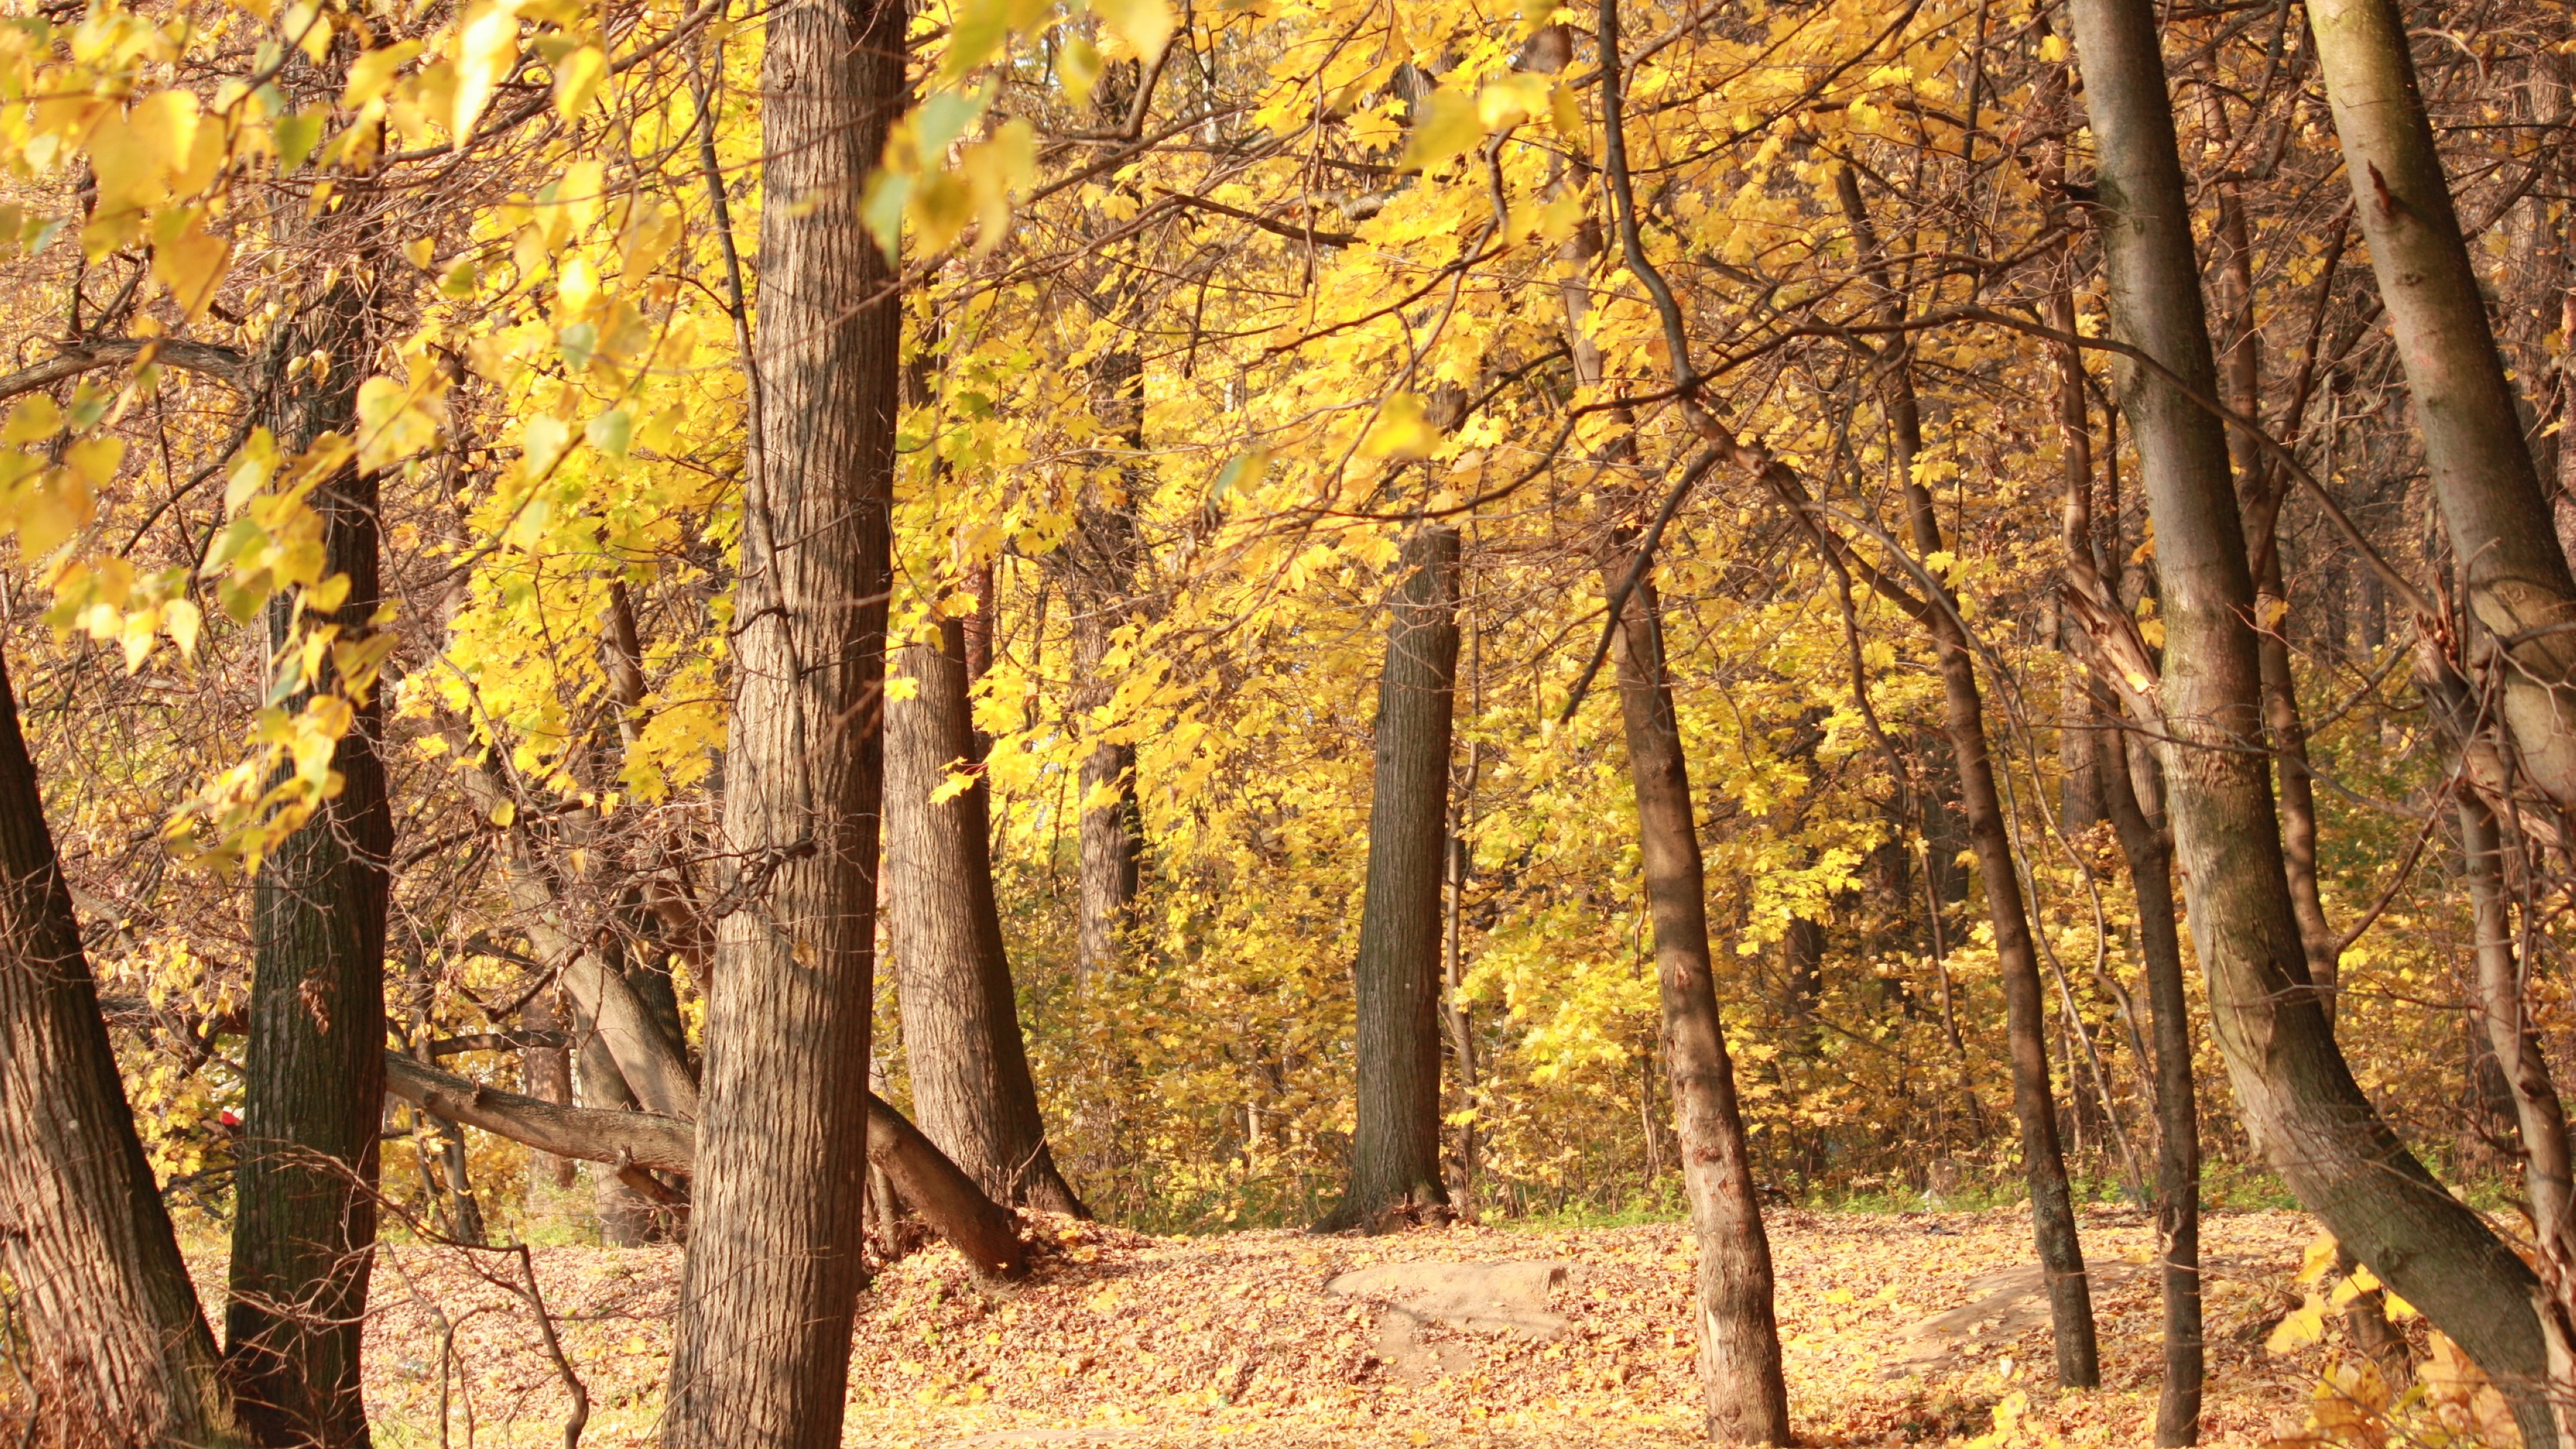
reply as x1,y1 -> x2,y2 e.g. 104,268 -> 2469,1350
339,1205 -> 2371,1447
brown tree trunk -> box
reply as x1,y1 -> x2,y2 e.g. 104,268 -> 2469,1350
1835,164 -> 2098,1389
523,991 -> 578,1194
0,642 -> 246,1446
886,618 -> 1087,1216
1069,347 -> 1147,988
576,1014 -> 659,1246
2306,0 -> 2576,813
659,0 -> 904,1438
1605,567 -> 1790,1445
2068,0 -> 2565,1435
225,270 -> 390,1449
1322,527 -> 1461,1232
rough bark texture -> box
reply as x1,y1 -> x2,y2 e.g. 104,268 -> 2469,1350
887,618 -> 1086,1215
2306,0 -> 2576,813
521,991 -> 578,1193
1069,346 -> 1147,988
225,272 -> 390,1449
1835,164 -> 2096,1388
1325,527 -> 1461,1232
1605,568 -> 1791,1446
659,0 -> 904,1438
2068,0 -> 2562,1434
0,643 -> 246,1447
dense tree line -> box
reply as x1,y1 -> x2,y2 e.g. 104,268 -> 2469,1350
0,0 -> 2573,1441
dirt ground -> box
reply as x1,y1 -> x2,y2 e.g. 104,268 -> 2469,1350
317,1205 -> 2381,1447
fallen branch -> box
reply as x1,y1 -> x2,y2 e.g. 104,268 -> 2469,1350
382,1055 -> 1030,1280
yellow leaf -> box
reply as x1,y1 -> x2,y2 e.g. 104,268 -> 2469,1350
1478,73 -> 1549,130
1055,37 -> 1103,109
89,91 -> 199,212
343,41 -> 423,109
1360,393 -> 1440,460
151,211 -> 230,321
64,436 -> 126,488
164,598 -> 202,658
551,43 -> 606,120
521,414 -> 572,478
1399,87 -> 1482,173
1091,0 -> 1174,66
453,0 -> 527,140
2265,1295 -> 2327,1354
5,396 -> 62,443
489,798 -> 517,827
2298,1231 -> 2339,1285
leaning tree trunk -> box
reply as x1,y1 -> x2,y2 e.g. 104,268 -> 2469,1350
1834,163 -> 2098,1389
1322,527 -> 1462,1232
887,617 -> 1087,1216
2066,0 -> 2566,1436
659,0 -> 904,1439
0,641 -> 246,1446
1605,566 -> 1790,1446
2306,0 -> 2576,813
225,272 -> 391,1449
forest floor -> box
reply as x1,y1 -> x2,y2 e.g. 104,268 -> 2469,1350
320,1205 -> 2375,1448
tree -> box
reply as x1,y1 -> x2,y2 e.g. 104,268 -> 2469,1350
659,0 -> 907,1440
886,616 -> 1087,1214
1324,526 -> 1461,1231
2064,0 -> 2565,1438
0,638 -> 246,1448
223,268 -> 392,1449
1603,564 -> 1790,1444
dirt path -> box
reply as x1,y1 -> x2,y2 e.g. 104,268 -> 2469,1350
346,1207 -> 2338,1447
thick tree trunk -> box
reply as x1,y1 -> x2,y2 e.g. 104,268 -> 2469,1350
659,0 -> 904,1438
1323,527 -> 1461,1232
2306,0 -> 2576,812
2068,0 -> 2566,1435
385,1058 -> 1028,1279
887,618 -> 1087,1215
0,643 -> 246,1446
1605,568 -> 1790,1446
226,273 -> 390,1449
1835,164 -> 2097,1389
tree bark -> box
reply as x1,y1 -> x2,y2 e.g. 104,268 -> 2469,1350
0,641 -> 246,1446
225,271 -> 390,1449
1605,568 -> 1790,1445
384,1057 -> 1028,1279
2067,0 -> 2565,1435
660,0 -> 904,1438
522,991 -> 578,1194
886,617 -> 1087,1215
1069,344 -> 1148,988
1322,527 -> 1461,1232
1835,164 -> 2098,1389
2305,0 -> 2576,812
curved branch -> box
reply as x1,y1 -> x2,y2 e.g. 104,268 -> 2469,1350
0,338 -> 252,404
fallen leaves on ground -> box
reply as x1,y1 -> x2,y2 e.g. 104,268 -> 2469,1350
333,1205 -> 2362,1447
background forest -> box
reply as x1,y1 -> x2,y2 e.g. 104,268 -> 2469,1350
3,0 -> 2575,1439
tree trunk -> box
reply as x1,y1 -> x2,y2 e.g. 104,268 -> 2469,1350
2306,0 -> 2576,812
1069,345 -> 1147,988
887,618 -> 1087,1216
225,271 -> 390,1449
2459,789 -> 2576,1319
0,641 -> 246,1446
659,0 -> 904,1438
523,991 -> 578,1194
1605,567 -> 1791,1446
2097,724 -> 2204,1443
1322,527 -> 1461,1232
2067,0 -> 2565,1434
1835,164 -> 2098,1389
577,1016 -> 659,1246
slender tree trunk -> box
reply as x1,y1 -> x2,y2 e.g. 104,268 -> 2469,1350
523,991 -> 578,1195
2459,788 -> 2576,1310
2039,137 -> 2204,1432
1605,568 -> 1790,1445
577,1016 -> 658,1246
659,0 -> 904,1438
887,618 -> 1087,1215
1323,527 -> 1461,1231
1836,164 -> 2098,1389
2306,0 -> 2576,812
2068,0 -> 2566,1434
226,272 -> 390,1449
1069,347 -> 1146,988
0,642 -> 246,1446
